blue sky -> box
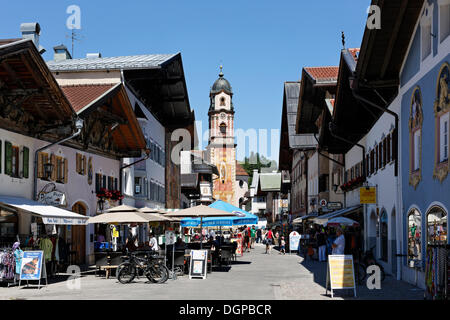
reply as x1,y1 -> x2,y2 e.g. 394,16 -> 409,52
1,0 -> 370,163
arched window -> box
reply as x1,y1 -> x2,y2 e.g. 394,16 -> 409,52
380,210 -> 388,262
409,87 -> 423,189
408,208 -> 422,268
426,206 -> 447,246
433,63 -> 450,182
239,180 -> 244,188
220,97 -> 226,106
219,123 -> 227,135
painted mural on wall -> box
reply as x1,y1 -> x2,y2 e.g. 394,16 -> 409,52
409,86 -> 423,189
433,62 -> 450,182
213,147 -> 235,205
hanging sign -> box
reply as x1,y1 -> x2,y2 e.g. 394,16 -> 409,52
289,231 -> 301,254
360,187 -> 377,204
189,250 -> 208,280
326,255 -> 356,298
19,251 -> 47,289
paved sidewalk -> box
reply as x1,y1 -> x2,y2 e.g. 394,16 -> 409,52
0,244 -> 424,300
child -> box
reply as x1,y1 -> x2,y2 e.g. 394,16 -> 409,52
307,244 -> 314,260
279,236 -> 286,255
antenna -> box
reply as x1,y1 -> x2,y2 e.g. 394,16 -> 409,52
65,29 -> 84,58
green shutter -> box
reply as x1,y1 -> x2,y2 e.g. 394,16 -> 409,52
23,146 -> 29,178
5,141 -> 12,176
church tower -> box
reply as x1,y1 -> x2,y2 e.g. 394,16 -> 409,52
207,66 -> 237,206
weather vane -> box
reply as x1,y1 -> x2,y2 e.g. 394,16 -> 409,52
341,31 -> 346,49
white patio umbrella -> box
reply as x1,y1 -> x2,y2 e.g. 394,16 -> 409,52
87,205 -> 152,224
323,217 -> 360,227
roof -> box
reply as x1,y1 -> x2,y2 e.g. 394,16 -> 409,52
259,173 -> 281,192
60,84 -> 115,113
47,54 -> 178,71
0,38 -> 21,46
236,162 -> 249,176
304,67 -> 339,84
211,71 -> 232,96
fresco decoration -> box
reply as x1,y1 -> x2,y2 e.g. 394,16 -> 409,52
433,62 -> 450,183
212,148 -> 236,205
409,86 -> 423,189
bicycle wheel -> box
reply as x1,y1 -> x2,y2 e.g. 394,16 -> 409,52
146,262 -> 169,284
117,262 -> 136,284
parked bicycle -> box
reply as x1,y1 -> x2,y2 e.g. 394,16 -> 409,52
117,251 -> 169,284
354,246 -> 386,284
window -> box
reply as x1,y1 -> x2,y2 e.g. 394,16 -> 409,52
76,153 -> 86,175
386,134 -> 392,163
426,206 -> 447,246
413,130 -> 421,171
421,4 -> 433,61
370,149 -> 375,174
440,112 -> 449,162
220,123 -> 227,135
439,0 -> 450,43
135,177 -> 142,195
220,97 -> 226,106
4,143 -> 29,179
380,211 -> 388,262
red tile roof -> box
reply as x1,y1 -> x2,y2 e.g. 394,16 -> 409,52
236,161 -> 249,176
304,67 -> 339,82
60,84 -> 116,112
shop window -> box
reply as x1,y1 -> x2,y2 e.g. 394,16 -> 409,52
407,209 -> 422,268
409,87 -> 423,189
433,63 -> 450,182
0,209 -> 18,242
426,206 -> 447,246
439,0 -> 450,43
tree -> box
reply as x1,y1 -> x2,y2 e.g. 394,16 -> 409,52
239,152 -> 277,185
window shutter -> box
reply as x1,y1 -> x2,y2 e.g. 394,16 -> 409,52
76,154 -> 80,174
37,152 -> 43,178
64,158 -> 68,184
95,173 -> 100,192
23,146 -> 29,179
50,154 -> 56,181
83,156 -> 87,175
102,175 -> 107,189
5,141 -> 12,176
114,178 -> 118,191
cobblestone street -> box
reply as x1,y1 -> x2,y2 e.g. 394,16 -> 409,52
0,244 -> 424,300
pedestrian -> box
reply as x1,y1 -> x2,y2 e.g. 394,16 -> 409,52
264,228 -> 273,254
256,228 -> 262,244
332,228 -> 345,255
243,226 -> 250,253
250,226 -> 256,248
149,233 -> 159,252
274,230 -> 280,249
317,228 -> 327,262
279,236 -> 286,255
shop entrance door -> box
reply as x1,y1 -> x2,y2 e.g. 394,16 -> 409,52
72,202 -> 87,265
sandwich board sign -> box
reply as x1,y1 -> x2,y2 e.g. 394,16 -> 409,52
326,255 -> 356,298
189,250 -> 208,280
289,231 -> 301,254
19,251 -> 47,289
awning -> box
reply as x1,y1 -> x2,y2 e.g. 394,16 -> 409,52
0,196 -> 88,225
312,205 -> 362,225
292,214 -> 318,224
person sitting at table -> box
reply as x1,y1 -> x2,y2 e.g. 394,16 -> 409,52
175,237 -> 186,250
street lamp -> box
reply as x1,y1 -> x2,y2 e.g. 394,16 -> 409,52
43,162 -> 54,179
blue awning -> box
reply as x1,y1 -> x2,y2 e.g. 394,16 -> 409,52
180,200 -> 258,227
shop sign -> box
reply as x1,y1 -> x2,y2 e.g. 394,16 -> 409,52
189,250 -> 208,280
42,217 -> 87,225
289,231 -> 301,253
327,202 -> 343,210
326,255 -> 356,298
38,190 -> 66,207
19,251 -> 47,287
360,187 -> 376,204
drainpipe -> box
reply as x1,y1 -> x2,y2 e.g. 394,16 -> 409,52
33,118 -> 84,201
119,151 -> 150,205
352,90 -> 401,281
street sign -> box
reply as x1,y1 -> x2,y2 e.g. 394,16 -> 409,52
326,255 -> 356,298
319,199 -> 328,207
360,187 -> 377,204
327,202 -> 343,210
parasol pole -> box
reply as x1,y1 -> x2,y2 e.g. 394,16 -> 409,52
200,216 -> 203,250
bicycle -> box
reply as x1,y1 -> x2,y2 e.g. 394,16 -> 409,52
117,251 -> 169,284
354,246 -> 386,284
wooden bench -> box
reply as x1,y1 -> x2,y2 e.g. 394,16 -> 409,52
99,265 -> 118,279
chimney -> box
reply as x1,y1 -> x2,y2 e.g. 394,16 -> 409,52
20,22 -> 46,54
86,53 -> 102,59
53,45 -> 72,61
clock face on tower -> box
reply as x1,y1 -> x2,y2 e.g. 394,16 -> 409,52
220,112 -> 226,120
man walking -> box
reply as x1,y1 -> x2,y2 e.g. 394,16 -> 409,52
256,228 -> 262,244
250,226 -> 256,248
332,228 -> 345,255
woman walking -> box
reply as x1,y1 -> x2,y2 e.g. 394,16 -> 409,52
265,228 -> 273,254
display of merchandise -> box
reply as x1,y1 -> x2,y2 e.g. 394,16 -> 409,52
0,250 -> 15,281
425,245 -> 448,300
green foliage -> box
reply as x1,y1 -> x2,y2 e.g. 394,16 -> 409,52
239,152 -> 277,185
